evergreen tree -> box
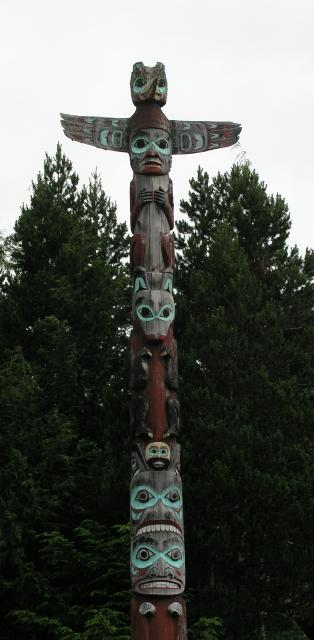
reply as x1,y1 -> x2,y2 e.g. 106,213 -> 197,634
0,147 -> 131,638
175,164 -> 314,639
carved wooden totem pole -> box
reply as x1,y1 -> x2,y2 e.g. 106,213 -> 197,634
61,61 -> 241,640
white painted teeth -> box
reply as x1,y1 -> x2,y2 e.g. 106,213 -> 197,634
139,581 -> 179,590
137,524 -> 180,535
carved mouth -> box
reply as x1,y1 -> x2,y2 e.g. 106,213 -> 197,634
136,520 -> 182,537
143,161 -> 162,167
151,460 -> 166,468
138,580 -> 181,591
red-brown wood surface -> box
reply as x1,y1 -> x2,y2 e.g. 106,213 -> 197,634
131,595 -> 187,640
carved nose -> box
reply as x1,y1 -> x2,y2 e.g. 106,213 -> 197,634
148,560 -> 175,578
164,510 -> 175,521
148,561 -> 161,577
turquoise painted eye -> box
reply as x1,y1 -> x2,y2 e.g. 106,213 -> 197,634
162,486 -> 183,510
156,138 -> 169,150
131,485 -> 157,510
136,547 -> 154,562
166,547 -> 182,562
134,138 -> 146,149
149,447 -> 158,456
157,304 -> 174,321
131,136 -> 151,154
165,489 -> 180,504
137,304 -> 155,321
132,544 -> 158,568
135,489 -> 153,503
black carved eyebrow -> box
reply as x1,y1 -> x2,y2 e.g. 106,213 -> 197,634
138,536 -> 155,545
162,536 -> 181,549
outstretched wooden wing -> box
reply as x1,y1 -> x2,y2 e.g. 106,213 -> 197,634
170,120 -> 241,155
60,113 -> 130,153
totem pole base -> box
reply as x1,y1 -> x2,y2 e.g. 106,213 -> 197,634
131,595 -> 187,640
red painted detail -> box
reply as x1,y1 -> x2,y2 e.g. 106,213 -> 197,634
161,233 -> 175,270
131,328 -> 176,441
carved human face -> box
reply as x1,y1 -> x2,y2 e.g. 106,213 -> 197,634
131,62 -> 168,105
130,128 -> 172,175
145,442 -> 170,469
130,470 -> 183,534
131,441 -> 181,476
131,530 -> 185,595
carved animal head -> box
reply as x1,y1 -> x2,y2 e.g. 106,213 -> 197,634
131,529 -> 185,595
130,469 -> 183,534
131,61 -> 167,105
132,272 -> 174,342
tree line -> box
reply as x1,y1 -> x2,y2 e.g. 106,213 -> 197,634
0,145 -> 313,639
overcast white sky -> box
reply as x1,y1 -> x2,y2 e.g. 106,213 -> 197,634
1,0 -> 314,253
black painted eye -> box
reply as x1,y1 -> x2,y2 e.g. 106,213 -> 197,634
135,77 -> 145,87
135,138 -> 146,149
158,78 -> 166,87
160,307 -> 170,318
166,490 -> 179,503
157,139 -> 169,149
136,490 -> 152,503
166,547 -> 182,561
136,547 -> 154,561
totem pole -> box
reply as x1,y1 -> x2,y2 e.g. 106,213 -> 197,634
61,61 -> 241,639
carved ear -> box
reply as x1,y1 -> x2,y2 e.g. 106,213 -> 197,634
170,120 -> 241,154
133,62 -> 144,71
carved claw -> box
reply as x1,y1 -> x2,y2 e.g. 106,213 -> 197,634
154,187 -> 166,205
139,188 -> 154,205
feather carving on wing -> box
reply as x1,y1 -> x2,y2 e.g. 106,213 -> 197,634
60,113 -> 129,153
170,120 -> 241,154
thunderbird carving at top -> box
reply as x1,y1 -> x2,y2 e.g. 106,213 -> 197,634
61,61 -> 241,160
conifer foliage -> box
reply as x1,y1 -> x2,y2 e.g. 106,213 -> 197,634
176,164 -> 314,639
0,152 -> 313,639
0,146 -> 131,639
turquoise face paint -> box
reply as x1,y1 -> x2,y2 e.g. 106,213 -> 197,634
131,484 -> 183,511
132,81 -> 166,96
136,303 -> 174,323
131,542 -> 185,569
131,135 -> 171,156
